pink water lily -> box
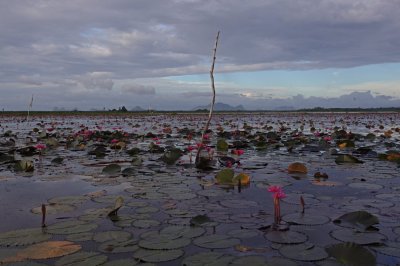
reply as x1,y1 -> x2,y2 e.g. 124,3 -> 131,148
268,185 -> 285,226
232,149 -> 244,156
35,143 -> 46,150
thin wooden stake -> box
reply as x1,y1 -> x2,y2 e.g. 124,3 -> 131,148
41,204 -> 46,227
196,31 -> 220,167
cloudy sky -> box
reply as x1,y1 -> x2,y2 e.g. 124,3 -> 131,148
1,0 -> 400,110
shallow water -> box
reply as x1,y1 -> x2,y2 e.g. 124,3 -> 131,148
0,112 -> 399,265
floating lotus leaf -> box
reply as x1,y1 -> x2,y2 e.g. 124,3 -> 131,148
288,162 -> 307,174
93,230 -> 131,243
47,220 -> 98,235
161,148 -> 182,165
330,228 -> 386,245
282,213 -> 330,226
337,140 -> 355,148
0,228 -> 51,247
193,234 -> 240,249
51,157 -> 64,164
78,208 -> 110,221
102,259 -> 148,266
160,226 -> 205,238
333,211 -> 379,231
197,189 -> 227,197
373,241 -> 400,258
326,242 -> 376,266
350,198 -> 394,208
55,251 -> 107,266
139,235 -> 191,250
102,164 -> 121,175
227,229 -> 259,239
232,173 -> 251,186
216,139 -> 229,151
31,203 -> 75,215
98,239 -> 139,253
66,232 -> 93,242
132,219 -> 160,228
215,168 -> 234,185
112,215 -> 136,228
181,251 -> 234,266
190,215 -> 217,227
14,160 -> 34,172
335,155 -> 363,164
220,199 -> 258,209
229,255 -> 268,265
267,257 -> 298,266
107,196 -> 124,216
279,243 -> 328,261
265,231 -> 308,244
1,241 -> 81,263
136,206 -> 159,214
48,195 -> 88,205
133,248 -> 184,263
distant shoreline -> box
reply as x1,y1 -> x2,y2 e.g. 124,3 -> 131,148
0,107 -> 399,116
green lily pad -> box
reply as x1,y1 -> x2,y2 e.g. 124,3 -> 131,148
161,148 -> 183,165
139,235 -> 190,250
31,203 -> 75,215
215,168 -> 234,185
102,164 -> 121,175
193,234 -> 240,249
102,259 -> 153,266
93,231 -> 131,243
133,248 -> 184,263
220,199 -> 258,209
330,228 -> 386,245
335,155 -> 363,164
55,251 -> 107,266
227,229 -> 259,239
181,251 -> 234,266
190,215 -> 216,227
333,211 -> 379,231
98,239 -> 139,253
282,213 -> 330,226
265,231 -> 308,244
14,160 -> 34,172
136,206 -> 159,214
0,228 -> 51,247
51,157 -> 64,164
47,220 -> 98,235
373,241 -> 400,258
66,232 -> 93,242
132,219 -> 160,228
229,255 -> 269,265
326,242 -> 376,266
107,196 -> 124,216
48,195 -> 88,205
348,183 -> 383,190
216,139 -> 229,151
160,226 -> 205,238
279,243 -> 328,261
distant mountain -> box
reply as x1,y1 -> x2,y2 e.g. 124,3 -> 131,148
193,102 -> 245,111
130,106 -> 145,111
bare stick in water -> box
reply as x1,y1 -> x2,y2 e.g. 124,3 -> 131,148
196,31 -> 220,167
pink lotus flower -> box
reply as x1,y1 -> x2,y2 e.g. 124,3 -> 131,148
232,149 -> 244,156
268,185 -> 285,226
187,145 -> 194,152
203,134 -> 210,140
324,136 -> 332,141
268,185 -> 282,194
35,144 -> 46,150
111,139 -> 119,144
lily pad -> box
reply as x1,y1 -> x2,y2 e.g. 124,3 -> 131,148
229,255 -> 269,265
288,162 -> 308,174
265,230 -> 308,244
215,168 -> 234,185
14,160 -> 34,172
333,211 -> 379,231
282,213 -> 330,226
31,203 -> 75,215
1,241 -> 81,263
93,230 -> 131,243
190,215 -> 216,227
48,195 -> 88,205
279,243 -> 328,261
98,239 -> 139,253
326,242 -> 376,266
0,228 -> 51,247
47,220 -> 98,235
193,234 -> 240,249
139,235 -> 190,250
181,251 -> 234,266
55,251 -> 107,266
330,228 -> 386,245
216,139 -> 229,151
102,164 -> 121,175
133,248 -> 184,263
335,155 -> 363,164
160,226 -> 205,238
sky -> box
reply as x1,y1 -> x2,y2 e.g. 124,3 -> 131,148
1,0 -> 400,111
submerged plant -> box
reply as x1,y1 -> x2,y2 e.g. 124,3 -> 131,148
268,186 -> 286,226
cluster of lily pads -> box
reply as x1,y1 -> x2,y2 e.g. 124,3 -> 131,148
0,112 -> 399,265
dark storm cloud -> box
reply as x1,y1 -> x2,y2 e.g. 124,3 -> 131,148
1,0 -> 399,109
